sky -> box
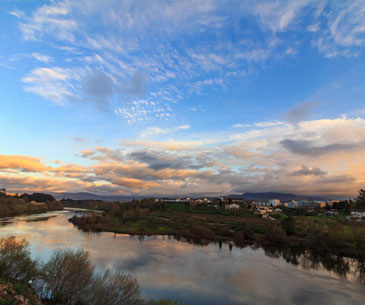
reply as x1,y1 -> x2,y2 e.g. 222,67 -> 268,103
0,0 -> 365,198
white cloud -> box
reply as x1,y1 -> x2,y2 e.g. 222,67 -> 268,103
232,123 -> 250,128
31,53 -> 53,63
140,124 -> 191,138
21,67 -> 75,104
19,1 -> 76,41
254,121 -> 284,128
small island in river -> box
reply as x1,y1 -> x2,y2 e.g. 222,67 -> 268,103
67,189 -> 365,259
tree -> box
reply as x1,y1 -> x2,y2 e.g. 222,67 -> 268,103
37,249 -> 94,305
88,266 -> 143,305
281,216 -> 296,236
36,248 -> 144,305
0,236 -> 38,282
356,189 -> 365,209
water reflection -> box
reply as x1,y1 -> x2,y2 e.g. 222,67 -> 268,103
0,209 -> 364,305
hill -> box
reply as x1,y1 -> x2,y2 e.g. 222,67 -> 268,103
53,192 -> 139,202
238,192 -> 328,201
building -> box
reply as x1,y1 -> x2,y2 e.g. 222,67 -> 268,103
225,203 -> 240,210
287,200 -> 299,208
268,199 -> 280,207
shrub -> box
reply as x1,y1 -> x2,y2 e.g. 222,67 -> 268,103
0,236 -> 38,282
88,266 -> 143,305
263,223 -> 286,243
234,231 -> 244,241
36,249 -> 95,305
36,248 -> 144,305
191,225 -> 214,238
281,217 -> 296,236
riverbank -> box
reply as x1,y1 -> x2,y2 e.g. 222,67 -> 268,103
69,205 -> 365,259
0,193 -> 63,218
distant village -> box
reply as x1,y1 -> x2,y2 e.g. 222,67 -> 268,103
155,196 -> 365,221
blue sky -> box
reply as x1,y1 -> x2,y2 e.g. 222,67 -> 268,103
1,0 -> 365,197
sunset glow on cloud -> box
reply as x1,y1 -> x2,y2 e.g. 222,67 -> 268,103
1,0 -> 365,197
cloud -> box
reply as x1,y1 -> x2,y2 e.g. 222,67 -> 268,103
21,67 -> 74,105
291,165 -> 326,176
122,140 -> 203,151
82,70 -> 114,109
280,139 -> 365,156
283,101 -> 317,124
19,1 -> 76,41
232,123 -> 250,128
130,71 -> 148,98
254,121 -> 284,128
251,0 -> 313,32
8,10 -> 24,19
74,137 -> 86,144
31,53 -> 53,63
80,147 -> 124,162
127,150 -> 212,170
2,117 -> 365,197
140,125 -> 190,138
0,155 -> 51,172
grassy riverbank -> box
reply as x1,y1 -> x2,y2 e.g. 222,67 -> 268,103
69,200 -> 365,259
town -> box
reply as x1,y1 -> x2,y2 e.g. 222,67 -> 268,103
155,195 -> 364,221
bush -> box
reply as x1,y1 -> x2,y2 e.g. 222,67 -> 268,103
36,249 -> 94,305
281,217 -> 296,236
234,231 -> 244,241
0,236 -> 38,282
88,266 -> 143,305
191,225 -> 214,238
263,223 -> 286,243
35,248 -> 144,305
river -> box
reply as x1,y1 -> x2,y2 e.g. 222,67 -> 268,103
0,209 -> 364,305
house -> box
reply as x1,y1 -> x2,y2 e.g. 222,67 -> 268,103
325,209 -> 339,216
225,203 -> 240,210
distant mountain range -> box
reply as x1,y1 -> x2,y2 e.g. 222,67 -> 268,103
53,192 -> 139,202
236,192 -> 328,201
54,191 -> 331,202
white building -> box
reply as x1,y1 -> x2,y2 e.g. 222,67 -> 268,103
287,200 -> 299,208
225,203 -> 240,210
268,199 -> 280,207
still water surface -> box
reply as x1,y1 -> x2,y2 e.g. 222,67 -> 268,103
1,209 -> 365,305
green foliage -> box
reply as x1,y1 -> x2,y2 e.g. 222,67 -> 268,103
281,217 -> 296,236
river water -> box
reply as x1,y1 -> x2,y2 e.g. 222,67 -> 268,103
0,209 -> 364,305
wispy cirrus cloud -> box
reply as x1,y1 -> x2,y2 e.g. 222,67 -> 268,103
31,52 -> 53,63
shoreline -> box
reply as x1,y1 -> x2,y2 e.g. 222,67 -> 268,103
68,216 -> 365,260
